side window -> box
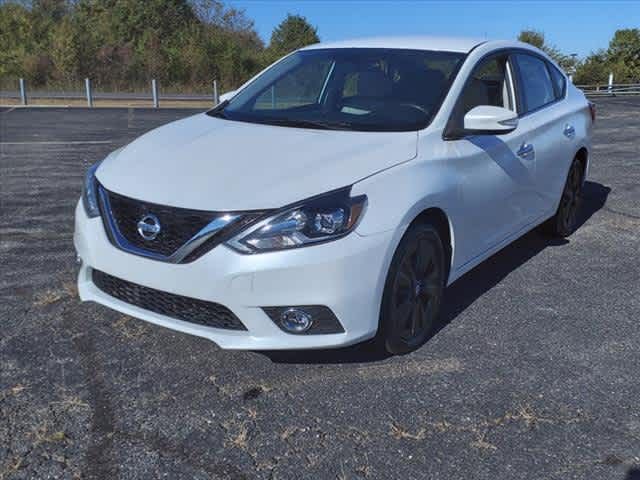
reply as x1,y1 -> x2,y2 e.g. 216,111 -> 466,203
547,62 -> 566,99
514,54 -> 556,113
458,55 -> 515,116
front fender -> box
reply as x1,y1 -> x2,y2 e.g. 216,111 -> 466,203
353,154 -> 461,272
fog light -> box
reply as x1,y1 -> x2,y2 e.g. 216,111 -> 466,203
262,305 -> 344,334
280,308 -> 313,333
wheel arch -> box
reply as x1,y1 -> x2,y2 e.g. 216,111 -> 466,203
574,146 -> 589,183
410,207 -> 455,283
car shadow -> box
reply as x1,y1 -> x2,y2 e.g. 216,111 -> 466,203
467,135 -> 535,186
257,181 -> 610,365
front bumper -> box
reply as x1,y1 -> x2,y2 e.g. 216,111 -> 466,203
73,201 -> 396,350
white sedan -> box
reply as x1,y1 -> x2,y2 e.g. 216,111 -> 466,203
74,36 -> 593,354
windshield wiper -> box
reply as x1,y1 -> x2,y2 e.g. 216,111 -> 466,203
207,108 -> 355,130
262,118 -> 355,130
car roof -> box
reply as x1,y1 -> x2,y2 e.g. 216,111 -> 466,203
300,35 -> 488,54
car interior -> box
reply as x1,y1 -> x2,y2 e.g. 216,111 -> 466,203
333,59 -> 451,123
460,56 -> 514,115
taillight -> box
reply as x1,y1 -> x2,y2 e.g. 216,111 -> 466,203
588,102 -> 596,123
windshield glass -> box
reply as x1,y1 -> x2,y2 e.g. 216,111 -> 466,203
209,48 -> 466,131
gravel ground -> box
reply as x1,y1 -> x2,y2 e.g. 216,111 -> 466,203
1,99 -> 639,480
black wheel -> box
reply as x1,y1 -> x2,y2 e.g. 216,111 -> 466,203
378,223 -> 446,355
546,158 -> 584,237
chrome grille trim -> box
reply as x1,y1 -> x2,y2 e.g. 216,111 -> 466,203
98,186 -> 242,263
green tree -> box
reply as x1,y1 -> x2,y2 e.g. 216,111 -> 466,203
518,29 -> 545,49
517,29 -> 576,71
51,18 -> 80,82
0,3 -> 33,78
176,1 -> 264,90
266,14 -> 319,62
51,16 -> 95,84
607,28 -> 640,82
573,29 -> 640,85
573,50 -> 610,85
0,0 -> 293,91
32,0 -> 68,21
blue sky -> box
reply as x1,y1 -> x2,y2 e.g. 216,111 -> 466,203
229,0 -> 639,58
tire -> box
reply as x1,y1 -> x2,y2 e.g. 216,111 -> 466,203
545,158 -> 584,237
378,222 -> 446,355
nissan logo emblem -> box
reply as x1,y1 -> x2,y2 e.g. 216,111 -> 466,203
137,214 -> 161,241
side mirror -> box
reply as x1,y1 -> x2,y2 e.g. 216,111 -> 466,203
463,106 -> 518,134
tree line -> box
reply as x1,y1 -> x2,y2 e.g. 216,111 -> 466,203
517,28 -> 640,84
1,1 -> 638,92
0,0 -> 319,91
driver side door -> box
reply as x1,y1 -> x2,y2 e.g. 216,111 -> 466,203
446,52 -> 543,265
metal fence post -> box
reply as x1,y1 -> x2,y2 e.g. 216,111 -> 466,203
85,78 -> 93,107
213,79 -> 219,106
151,79 -> 159,108
19,78 -> 27,105
608,73 -> 614,95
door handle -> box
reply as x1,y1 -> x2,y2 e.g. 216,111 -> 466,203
563,124 -> 576,139
516,142 -> 535,160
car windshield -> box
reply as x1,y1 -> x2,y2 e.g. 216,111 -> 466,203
208,48 -> 466,131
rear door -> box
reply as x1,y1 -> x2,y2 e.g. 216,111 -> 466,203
511,53 -> 573,215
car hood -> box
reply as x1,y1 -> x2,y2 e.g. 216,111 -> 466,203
97,113 -> 417,210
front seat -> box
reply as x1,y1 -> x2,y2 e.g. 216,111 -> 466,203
354,70 -> 393,98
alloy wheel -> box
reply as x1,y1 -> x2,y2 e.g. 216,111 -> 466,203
559,162 -> 583,234
388,231 -> 444,350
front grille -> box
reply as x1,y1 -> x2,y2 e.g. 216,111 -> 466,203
98,185 -> 269,263
102,187 -> 217,257
92,269 -> 246,330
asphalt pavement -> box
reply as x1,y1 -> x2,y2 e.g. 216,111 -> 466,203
1,99 -> 639,479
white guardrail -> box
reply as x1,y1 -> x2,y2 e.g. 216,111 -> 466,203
576,83 -> 640,96
1,78 -> 221,107
2,76 -> 640,107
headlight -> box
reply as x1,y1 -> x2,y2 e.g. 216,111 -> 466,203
82,148 -> 123,218
226,188 -> 367,253
82,160 -> 102,218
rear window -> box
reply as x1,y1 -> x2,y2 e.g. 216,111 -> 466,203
547,62 -> 566,99
514,53 -> 556,113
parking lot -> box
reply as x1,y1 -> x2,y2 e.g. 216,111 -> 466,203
1,98 -> 639,479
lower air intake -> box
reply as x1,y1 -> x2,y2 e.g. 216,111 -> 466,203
92,269 -> 246,331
